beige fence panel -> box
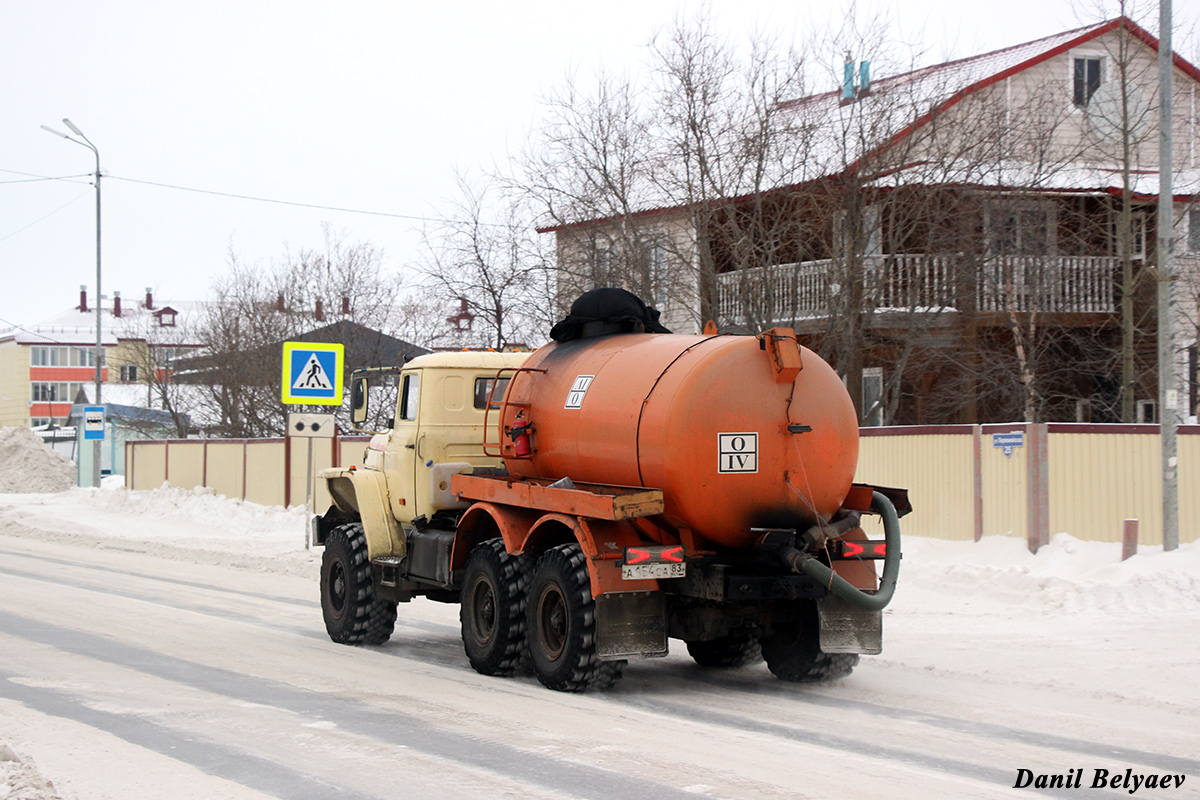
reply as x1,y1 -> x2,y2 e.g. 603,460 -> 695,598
165,441 -> 206,495
287,437 -> 340,513
858,428 -> 975,541
1182,434 -> 1199,539
242,441 -> 285,507
340,438 -> 370,470
126,436 -> 373,510
205,442 -> 247,501
125,428 -> 1195,547
979,425 -> 1030,540
1049,427 -> 1161,545
130,442 -> 168,489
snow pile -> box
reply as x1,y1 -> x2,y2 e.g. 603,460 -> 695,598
80,482 -> 307,538
0,427 -> 75,494
897,532 -> 1200,614
0,743 -> 63,800
0,482 -> 314,577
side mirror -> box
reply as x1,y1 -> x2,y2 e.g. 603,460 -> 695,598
350,376 -> 368,425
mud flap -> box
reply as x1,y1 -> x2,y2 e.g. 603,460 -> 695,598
595,591 -> 668,660
817,595 -> 882,654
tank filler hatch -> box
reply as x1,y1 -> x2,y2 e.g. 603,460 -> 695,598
756,328 -> 803,383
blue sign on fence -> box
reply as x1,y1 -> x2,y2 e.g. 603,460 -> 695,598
992,431 -> 1024,457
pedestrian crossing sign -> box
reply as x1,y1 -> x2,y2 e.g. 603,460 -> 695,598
281,342 -> 344,405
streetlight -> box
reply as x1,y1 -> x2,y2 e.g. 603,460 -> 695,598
42,118 -> 103,488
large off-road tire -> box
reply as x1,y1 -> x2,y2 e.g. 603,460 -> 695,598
320,523 -> 397,645
686,631 -> 763,668
526,543 -> 625,692
759,601 -> 857,682
461,538 -> 532,676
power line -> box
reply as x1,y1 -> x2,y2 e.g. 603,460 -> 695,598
0,169 -> 92,184
106,173 -> 511,226
2,166 -> 516,228
0,190 -> 93,243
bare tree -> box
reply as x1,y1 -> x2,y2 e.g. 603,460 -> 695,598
420,174 -> 556,348
188,230 -> 419,437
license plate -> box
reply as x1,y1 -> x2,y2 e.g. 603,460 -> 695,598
622,562 -> 686,580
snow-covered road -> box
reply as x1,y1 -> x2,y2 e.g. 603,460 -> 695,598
0,487 -> 1197,799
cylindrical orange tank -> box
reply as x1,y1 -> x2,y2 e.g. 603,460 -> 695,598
499,331 -> 859,550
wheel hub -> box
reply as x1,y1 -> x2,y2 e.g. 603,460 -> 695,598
537,584 -> 567,660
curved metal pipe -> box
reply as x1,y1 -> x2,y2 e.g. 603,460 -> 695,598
796,491 -> 901,611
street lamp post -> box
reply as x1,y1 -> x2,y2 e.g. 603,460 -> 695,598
42,118 -> 103,488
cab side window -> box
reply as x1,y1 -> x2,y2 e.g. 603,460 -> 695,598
399,373 -> 420,421
474,377 -> 511,410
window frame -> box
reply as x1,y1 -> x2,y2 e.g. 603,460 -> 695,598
1072,53 -> 1104,107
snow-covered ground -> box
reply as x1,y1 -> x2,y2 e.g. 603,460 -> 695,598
1,481 -> 1197,799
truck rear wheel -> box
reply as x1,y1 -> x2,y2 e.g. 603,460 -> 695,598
461,538 -> 531,676
320,523 -> 397,645
686,631 -> 762,668
759,601 -> 857,682
526,543 -> 625,692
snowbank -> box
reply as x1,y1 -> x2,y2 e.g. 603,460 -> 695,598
0,743 -> 62,800
0,427 -> 75,494
898,533 -> 1200,614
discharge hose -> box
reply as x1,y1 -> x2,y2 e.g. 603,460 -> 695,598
795,491 -> 901,611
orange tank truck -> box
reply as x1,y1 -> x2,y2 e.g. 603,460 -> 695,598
497,331 -> 860,550
314,304 -> 908,693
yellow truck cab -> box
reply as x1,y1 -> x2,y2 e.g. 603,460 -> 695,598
312,350 -> 530,641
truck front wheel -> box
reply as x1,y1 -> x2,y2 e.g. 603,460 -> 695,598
461,539 -> 531,676
526,543 -> 624,692
320,523 -> 396,645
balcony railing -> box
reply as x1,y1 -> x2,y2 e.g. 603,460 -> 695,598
716,254 -> 1119,326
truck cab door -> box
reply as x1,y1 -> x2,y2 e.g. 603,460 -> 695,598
384,369 -> 421,524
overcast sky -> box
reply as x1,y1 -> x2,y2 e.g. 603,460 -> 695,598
0,0 -> 1188,328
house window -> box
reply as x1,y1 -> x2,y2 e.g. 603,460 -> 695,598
985,200 -> 1056,256
159,311 -> 176,326
590,242 -> 618,287
1130,212 -> 1147,261
1073,56 -> 1102,106
31,382 -> 82,402
1188,209 -> 1200,253
637,233 -> 671,309
31,383 -> 59,402
120,365 -> 139,383
862,367 -> 884,427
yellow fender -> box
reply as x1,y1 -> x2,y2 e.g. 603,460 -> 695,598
318,467 -> 405,560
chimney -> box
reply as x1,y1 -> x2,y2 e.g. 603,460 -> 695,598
842,54 -> 855,101
859,61 -> 870,95
315,299 -> 325,322
341,296 -> 350,316
276,293 -> 285,313
144,287 -> 154,310
79,285 -> 88,313
113,291 -> 122,317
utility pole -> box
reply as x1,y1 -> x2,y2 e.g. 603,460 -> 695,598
42,119 -> 103,488
1158,0 -> 1178,551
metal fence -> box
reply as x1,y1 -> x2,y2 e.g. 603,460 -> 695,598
127,424 -> 1198,547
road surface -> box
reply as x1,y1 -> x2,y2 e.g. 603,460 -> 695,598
0,498 -> 1196,799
